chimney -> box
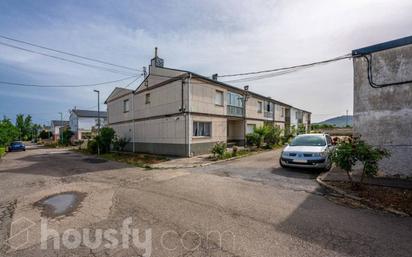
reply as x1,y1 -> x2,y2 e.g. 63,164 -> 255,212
151,47 -> 164,68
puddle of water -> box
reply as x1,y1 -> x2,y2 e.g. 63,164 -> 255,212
34,192 -> 86,218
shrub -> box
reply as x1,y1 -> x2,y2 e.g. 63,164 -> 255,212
0,147 -> 5,157
331,136 -> 390,188
99,127 -> 116,153
246,132 -> 260,147
265,125 -> 283,148
87,139 -> 98,154
114,137 -> 130,151
211,142 -> 227,159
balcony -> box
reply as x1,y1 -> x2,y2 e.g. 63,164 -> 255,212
227,105 -> 244,117
264,111 -> 273,119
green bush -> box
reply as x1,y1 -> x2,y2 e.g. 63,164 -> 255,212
87,140 -> 99,154
211,142 -> 227,159
246,132 -> 260,147
98,127 -> 116,153
59,128 -> 73,146
331,137 -> 390,188
114,137 -> 130,151
265,125 -> 283,148
0,147 -> 5,157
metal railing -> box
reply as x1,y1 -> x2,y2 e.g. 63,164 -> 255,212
227,105 -> 244,117
264,111 -> 273,119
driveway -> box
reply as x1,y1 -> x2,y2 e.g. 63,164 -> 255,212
0,146 -> 411,257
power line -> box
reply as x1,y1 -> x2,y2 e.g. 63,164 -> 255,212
0,41 -> 137,76
0,34 -> 140,72
124,74 -> 143,89
218,54 -> 352,78
0,75 -> 138,88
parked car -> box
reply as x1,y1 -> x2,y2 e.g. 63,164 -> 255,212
279,134 -> 333,171
8,141 -> 26,152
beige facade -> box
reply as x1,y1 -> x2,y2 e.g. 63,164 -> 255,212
106,51 -> 311,156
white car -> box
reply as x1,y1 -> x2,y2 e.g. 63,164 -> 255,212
280,134 -> 333,171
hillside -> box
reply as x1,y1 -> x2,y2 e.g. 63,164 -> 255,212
317,115 -> 353,127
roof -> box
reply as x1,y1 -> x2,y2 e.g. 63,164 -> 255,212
51,120 -> 69,127
352,35 -> 412,55
71,109 -> 107,118
166,67 -> 311,113
106,65 -> 311,114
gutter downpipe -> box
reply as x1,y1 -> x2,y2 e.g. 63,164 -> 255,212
132,90 -> 135,153
187,73 -> 192,157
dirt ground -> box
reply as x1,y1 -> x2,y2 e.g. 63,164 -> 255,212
0,145 -> 411,257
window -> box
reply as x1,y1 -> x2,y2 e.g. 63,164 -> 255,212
145,93 -> 150,104
193,121 -> 211,137
246,124 -> 256,134
281,107 -> 285,118
215,90 -> 223,106
123,99 -> 130,113
257,101 -> 262,113
227,92 -> 243,107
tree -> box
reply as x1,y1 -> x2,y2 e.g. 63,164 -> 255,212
0,117 -> 19,146
96,127 -> 116,153
59,128 -> 73,146
39,130 -> 52,139
15,114 -> 33,140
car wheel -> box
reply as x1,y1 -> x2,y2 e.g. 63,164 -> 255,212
279,158 -> 286,168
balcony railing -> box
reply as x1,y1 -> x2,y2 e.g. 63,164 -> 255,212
227,105 -> 244,117
264,111 -> 273,119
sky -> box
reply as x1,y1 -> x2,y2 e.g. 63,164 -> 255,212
0,0 -> 411,125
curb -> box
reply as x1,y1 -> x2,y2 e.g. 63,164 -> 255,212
316,173 -> 410,217
149,150 -> 270,169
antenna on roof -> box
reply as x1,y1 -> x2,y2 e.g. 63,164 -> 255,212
155,47 -> 158,58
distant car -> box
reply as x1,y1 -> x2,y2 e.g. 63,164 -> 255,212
280,134 -> 333,171
8,141 -> 26,152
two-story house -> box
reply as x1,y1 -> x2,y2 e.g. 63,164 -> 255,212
105,49 -> 311,156
69,109 -> 108,140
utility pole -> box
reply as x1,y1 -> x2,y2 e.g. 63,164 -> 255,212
94,90 -> 100,155
58,112 -> 63,143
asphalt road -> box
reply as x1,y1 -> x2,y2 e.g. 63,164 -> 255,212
0,146 -> 411,257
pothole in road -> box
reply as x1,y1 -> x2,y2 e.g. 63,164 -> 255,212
34,191 -> 86,218
82,158 -> 108,164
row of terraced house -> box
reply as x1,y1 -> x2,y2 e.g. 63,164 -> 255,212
105,50 -> 311,156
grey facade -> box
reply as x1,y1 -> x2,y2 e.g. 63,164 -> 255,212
352,36 -> 412,176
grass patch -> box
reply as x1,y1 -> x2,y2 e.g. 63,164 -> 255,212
0,147 -> 6,158
100,152 -> 168,168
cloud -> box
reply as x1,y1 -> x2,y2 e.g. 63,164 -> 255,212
0,0 -> 411,123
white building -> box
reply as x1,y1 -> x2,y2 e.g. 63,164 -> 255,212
69,109 -> 107,140
50,120 -> 69,141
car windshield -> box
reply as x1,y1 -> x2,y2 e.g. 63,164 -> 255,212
11,142 -> 22,146
290,135 -> 326,146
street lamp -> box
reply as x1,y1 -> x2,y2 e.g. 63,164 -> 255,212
93,90 -> 100,155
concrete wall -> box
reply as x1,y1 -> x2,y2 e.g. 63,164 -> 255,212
190,79 -> 228,115
190,115 -> 226,155
353,44 -> 412,176
246,96 -> 265,120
